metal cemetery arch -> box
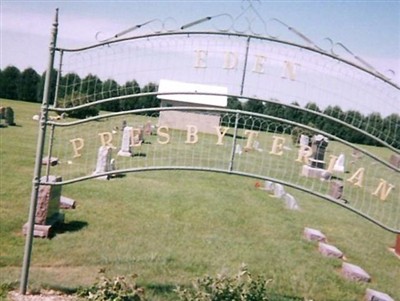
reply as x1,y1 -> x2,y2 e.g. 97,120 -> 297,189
21,8 -> 399,293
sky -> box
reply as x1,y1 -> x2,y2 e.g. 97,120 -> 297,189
1,0 -> 399,80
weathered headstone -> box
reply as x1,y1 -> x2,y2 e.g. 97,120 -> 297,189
42,156 -> 59,166
133,127 -> 144,145
22,175 -> 64,238
263,180 -> 274,192
93,146 -> 113,178
350,148 -> 363,164
304,227 -> 327,242
60,196 -> 76,209
144,120 -> 153,135
235,144 -> 242,155
4,107 -> 15,126
333,153 -> 345,172
341,262 -> 371,282
299,134 -> 310,147
253,140 -> 263,152
283,193 -> 300,210
389,154 -> 400,168
329,180 -> 344,199
365,288 -> 394,301
318,242 -> 344,258
272,183 -> 285,198
118,126 -> 133,157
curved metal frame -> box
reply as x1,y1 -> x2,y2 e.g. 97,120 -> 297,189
20,8 -> 399,294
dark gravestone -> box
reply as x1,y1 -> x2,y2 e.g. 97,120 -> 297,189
329,180 -> 344,199
389,154 -> 400,168
310,134 -> 328,169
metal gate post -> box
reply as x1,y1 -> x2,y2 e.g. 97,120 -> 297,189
20,8 -> 59,295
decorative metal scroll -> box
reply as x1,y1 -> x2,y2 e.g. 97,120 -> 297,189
93,0 -> 397,83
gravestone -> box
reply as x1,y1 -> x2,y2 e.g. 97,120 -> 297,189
60,196 -> 76,209
299,134 -> 310,147
283,193 -> 300,210
389,154 -> 400,168
118,126 -> 133,157
253,140 -> 263,152
333,153 -> 345,172
272,183 -> 285,198
4,107 -> 15,126
263,180 -> 274,192
93,146 -> 113,178
318,242 -> 344,258
22,175 -> 64,238
365,288 -> 394,301
350,148 -> 363,164
42,156 -> 59,166
302,134 -> 329,178
0,107 -> 5,127
310,134 -> 328,169
235,144 -> 242,155
144,120 -> 153,135
304,227 -> 327,242
329,180 -> 344,199
341,262 -> 371,282
133,127 -> 144,145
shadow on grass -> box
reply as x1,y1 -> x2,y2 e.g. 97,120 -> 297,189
50,220 -> 88,238
146,282 -> 177,294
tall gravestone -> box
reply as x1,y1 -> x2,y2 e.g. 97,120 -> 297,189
118,126 -> 133,157
93,146 -> 113,179
23,175 -> 64,238
301,134 -> 329,179
310,134 -> 329,169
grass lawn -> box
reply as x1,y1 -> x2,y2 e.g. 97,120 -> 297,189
0,98 -> 399,301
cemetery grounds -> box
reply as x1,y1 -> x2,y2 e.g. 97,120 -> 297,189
0,99 -> 399,300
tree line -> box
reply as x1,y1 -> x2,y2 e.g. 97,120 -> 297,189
1,65 -> 399,148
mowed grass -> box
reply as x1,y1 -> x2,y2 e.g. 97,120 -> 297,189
0,99 -> 399,301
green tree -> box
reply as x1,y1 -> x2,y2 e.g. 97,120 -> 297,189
137,82 -> 159,111
227,96 -> 242,110
59,72 -> 81,97
37,68 -> 58,104
0,66 -> 21,100
284,101 -> 303,123
301,102 -> 321,128
120,80 -> 141,111
18,68 -> 41,102
99,79 -> 121,111
60,91 -> 99,119
81,74 -> 103,101
243,98 -> 264,113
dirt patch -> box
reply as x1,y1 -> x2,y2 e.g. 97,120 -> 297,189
7,290 -> 77,301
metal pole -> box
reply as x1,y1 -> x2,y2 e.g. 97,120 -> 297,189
20,8 -> 59,295
53,50 -> 64,108
228,111 -> 240,171
240,36 -> 251,96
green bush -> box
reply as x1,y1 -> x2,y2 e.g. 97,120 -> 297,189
175,265 -> 271,301
77,271 -> 146,301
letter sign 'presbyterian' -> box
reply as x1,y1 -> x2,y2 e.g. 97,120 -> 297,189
69,125 -> 395,202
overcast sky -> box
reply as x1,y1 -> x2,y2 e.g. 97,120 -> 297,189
1,0 -> 399,82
